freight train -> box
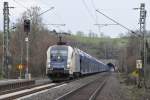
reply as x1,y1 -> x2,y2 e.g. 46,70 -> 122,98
46,45 -> 109,80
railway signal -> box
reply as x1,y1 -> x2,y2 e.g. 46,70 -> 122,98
23,7 -> 54,80
24,19 -> 30,34
23,19 -> 30,79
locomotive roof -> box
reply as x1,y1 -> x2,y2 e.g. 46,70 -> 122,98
48,45 -> 106,65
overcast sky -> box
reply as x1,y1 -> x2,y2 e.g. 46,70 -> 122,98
0,0 -> 149,37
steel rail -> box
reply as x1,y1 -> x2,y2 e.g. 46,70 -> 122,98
0,83 -> 57,100
0,76 -> 87,100
55,74 -> 108,100
89,79 -> 107,100
0,81 -> 50,95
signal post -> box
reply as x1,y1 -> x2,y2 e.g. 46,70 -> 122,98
24,19 -> 31,80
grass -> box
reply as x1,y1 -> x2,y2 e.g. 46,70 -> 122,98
118,73 -> 150,100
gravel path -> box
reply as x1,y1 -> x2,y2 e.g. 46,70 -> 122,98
95,73 -> 130,100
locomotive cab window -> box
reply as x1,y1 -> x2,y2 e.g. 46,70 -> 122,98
50,47 -> 68,62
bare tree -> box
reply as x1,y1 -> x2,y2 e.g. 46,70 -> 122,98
10,7 -> 58,78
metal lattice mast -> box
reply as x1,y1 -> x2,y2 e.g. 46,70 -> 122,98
140,3 -> 146,34
3,2 -> 10,78
139,3 -> 147,67
140,3 -> 147,89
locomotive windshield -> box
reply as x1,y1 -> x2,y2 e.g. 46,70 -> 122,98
50,47 -> 68,62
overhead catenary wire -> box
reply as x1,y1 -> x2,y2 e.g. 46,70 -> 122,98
13,0 -> 30,10
13,0 -> 55,19
81,0 -> 101,38
82,0 -> 96,22
39,0 -> 63,23
38,7 -> 54,17
90,0 -> 97,19
96,9 -> 139,36
90,0 -> 102,36
36,0 -> 70,32
22,7 -> 54,22
12,0 -> 68,34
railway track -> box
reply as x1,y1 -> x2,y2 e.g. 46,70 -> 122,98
0,80 -> 50,95
0,73 -> 108,100
0,82 -> 58,100
0,77 -> 83,100
0,80 -> 35,94
55,75 -> 107,100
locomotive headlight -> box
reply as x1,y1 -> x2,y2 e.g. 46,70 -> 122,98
47,64 -> 51,68
67,63 -> 70,68
47,62 -> 51,68
57,56 -> 61,59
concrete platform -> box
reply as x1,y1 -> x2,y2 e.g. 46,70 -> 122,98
0,79 -> 35,92
0,79 -> 28,85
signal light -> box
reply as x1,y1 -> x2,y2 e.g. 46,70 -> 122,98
24,19 -> 30,34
